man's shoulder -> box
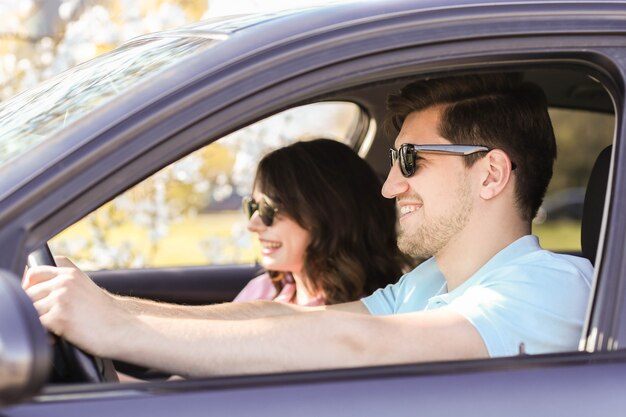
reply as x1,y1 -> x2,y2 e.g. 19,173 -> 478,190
512,248 -> 592,275
482,248 -> 593,289
483,235 -> 592,279
450,246 -> 593,356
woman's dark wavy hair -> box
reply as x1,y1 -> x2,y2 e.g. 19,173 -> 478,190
254,138 -> 413,304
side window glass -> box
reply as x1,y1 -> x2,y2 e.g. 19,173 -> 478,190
533,108 -> 614,253
50,102 -> 366,270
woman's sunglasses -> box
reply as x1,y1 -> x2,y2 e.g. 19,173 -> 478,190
389,143 -> 491,177
242,196 -> 279,226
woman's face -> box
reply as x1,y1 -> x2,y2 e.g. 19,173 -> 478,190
246,191 -> 311,275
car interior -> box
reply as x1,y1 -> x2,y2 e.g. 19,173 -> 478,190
41,65 -> 615,385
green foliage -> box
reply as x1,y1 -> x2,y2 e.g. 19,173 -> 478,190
534,220 -> 581,252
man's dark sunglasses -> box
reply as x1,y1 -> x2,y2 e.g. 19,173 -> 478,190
242,196 -> 279,226
389,144 -> 491,178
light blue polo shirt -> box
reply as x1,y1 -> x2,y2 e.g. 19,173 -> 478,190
362,235 -> 593,357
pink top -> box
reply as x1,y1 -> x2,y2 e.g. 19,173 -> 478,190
233,272 -> 325,306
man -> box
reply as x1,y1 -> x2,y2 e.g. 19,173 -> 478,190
23,73 -> 592,378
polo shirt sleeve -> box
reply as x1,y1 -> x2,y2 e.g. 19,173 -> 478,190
445,261 -> 591,357
362,258 -> 444,316
361,274 -> 410,315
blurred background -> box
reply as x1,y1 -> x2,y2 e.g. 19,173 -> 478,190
0,0 -> 344,102
0,1 -> 615,270
0,0 -> 359,270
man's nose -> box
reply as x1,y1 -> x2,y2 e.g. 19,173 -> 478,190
381,163 -> 409,199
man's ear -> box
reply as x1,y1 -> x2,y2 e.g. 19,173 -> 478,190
479,149 -> 514,200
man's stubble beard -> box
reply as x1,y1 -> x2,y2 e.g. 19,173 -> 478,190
397,176 -> 473,259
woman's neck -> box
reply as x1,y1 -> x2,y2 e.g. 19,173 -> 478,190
291,272 -> 318,305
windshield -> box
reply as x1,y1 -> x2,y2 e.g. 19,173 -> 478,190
0,35 -> 224,168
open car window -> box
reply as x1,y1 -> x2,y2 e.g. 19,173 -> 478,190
49,101 -> 366,270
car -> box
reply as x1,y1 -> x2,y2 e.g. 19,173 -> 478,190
534,187 -> 587,225
1,0 -> 625,415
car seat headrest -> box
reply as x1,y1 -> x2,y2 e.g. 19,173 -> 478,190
581,145 -> 611,264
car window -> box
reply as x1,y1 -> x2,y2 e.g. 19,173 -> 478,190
49,101 -> 366,270
533,108 -> 614,253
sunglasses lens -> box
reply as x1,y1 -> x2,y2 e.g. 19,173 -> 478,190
399,145 -> 415,177
258,201 -> 275,226
389,149 -> 396,168
243,197 -> 276,226
242,197 -> 256,219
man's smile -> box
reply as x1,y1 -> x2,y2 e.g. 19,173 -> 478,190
398,203 -> 423,220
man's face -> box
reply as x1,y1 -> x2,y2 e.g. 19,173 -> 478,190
382,106 -> 475,258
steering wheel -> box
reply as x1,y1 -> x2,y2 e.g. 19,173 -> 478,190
28,245 -> 119,383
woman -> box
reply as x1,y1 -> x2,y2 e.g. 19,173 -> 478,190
234,138 -> 413,306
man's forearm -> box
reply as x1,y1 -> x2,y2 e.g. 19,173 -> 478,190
111,294 -> 315,320
104,309 -> 380,378
103,307 -> 487,378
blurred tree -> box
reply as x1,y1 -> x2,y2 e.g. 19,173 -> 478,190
0,0 -> 208,101
548,108 -> 614,193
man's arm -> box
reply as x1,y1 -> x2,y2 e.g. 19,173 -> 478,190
34,257 -> 350,320
101,306 -> 487,378
23,261 -> 487,378
113,294 -> 321,319
114,294 -> 367,319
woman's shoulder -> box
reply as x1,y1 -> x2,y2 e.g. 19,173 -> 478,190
232,273 -> 278,302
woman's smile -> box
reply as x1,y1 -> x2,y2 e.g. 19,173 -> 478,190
260,239 -> 282,255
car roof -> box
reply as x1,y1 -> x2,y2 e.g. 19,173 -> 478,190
105,0 -> 619,135
131,0 -> 626,37
0,0 -> 617,145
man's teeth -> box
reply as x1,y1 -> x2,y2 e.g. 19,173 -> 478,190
400,206 -> 419,215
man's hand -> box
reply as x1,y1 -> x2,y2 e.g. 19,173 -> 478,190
22,257 -> 130,357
